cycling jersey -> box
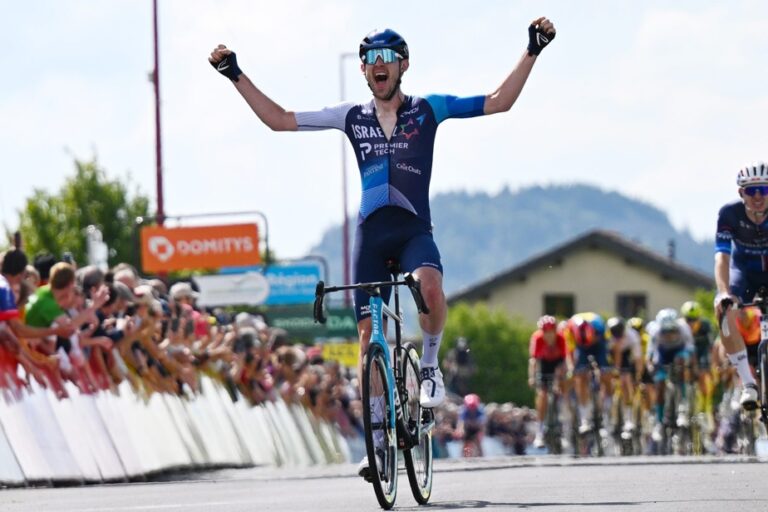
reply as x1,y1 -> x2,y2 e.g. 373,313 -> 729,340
529,330 -> 568,362
687,318 -> 714,367
646,318 -> 695,363
716,200 -> 768,300
607,326 -> 642,358
295,94 -> 485,224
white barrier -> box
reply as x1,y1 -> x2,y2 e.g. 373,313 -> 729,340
0,392 -> 25,486
0,372 -> 352,487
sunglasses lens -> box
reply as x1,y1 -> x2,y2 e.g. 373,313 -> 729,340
745,186 -> 768,196
364,48 -> 398,64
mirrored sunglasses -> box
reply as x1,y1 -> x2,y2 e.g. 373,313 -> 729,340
362,48 -> 401,65
743,185 -> 768,197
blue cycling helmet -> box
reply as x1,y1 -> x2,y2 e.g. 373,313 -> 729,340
359,28 -> 409,62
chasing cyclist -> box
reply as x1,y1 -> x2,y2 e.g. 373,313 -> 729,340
714,162 -> 768,410
528,315 -> 571,448
646,308 -> 695,442
680,301 -> 716,430
605,317 -> 643,434
565,312 -> 611,435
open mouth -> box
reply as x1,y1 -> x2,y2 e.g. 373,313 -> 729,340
374,72 -> 388,83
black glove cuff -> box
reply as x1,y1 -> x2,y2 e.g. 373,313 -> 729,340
211,52 -> 243,82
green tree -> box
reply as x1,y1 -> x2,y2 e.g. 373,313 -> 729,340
18,158 -> 151,268
442,302 -> 534,406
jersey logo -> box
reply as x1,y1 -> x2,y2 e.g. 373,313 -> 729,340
359,143 -> 372,161
397,118 -> 420,140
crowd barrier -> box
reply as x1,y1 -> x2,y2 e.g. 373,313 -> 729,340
0,375 -> 351,487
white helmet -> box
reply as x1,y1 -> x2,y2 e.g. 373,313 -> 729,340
655,308 -> 679,332
736,162 -> 768,187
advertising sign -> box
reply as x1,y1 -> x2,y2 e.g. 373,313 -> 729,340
220,264 -> 321,305
322,343 -> 360,368
141,223 -> 260,272
267,306 -> 358,339
193,272 -> 270,306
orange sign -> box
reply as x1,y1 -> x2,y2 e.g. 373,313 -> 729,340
141,223 -> 260,272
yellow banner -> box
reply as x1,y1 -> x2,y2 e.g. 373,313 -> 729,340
322,343 -> 360,368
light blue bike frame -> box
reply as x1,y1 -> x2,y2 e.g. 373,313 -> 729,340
368,294 -> 403,446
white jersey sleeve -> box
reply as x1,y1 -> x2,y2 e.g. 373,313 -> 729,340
294,102 -> 355,131
626,327 -> 642,360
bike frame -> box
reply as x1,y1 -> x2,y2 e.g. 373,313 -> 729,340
368,286 -> 404,445
721,289 -> 768,427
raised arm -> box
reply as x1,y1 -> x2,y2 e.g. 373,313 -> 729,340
484,17 -> 556,115
209,45 -> 298,132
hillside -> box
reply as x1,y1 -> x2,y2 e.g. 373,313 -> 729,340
307,184 -> 713,295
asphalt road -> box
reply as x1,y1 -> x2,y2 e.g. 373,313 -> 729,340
0,456 -> 765,512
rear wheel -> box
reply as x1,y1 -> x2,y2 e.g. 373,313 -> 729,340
362,344 -> 398,509
401,343 -> 433,505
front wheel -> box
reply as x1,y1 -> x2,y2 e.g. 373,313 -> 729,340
362,343 -> 398,509
401,342 -> 433,505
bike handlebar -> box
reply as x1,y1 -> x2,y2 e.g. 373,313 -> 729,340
313,273 -> 430,324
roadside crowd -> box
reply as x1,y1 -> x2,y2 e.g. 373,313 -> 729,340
0,247 -> 536,459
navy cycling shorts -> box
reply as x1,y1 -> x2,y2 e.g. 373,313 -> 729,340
730,267 -> 768,303
352,207 -> 443,322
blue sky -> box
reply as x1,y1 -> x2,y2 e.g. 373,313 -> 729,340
1,1 -> 766,259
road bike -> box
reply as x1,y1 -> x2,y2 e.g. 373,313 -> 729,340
575,356 -> 605,457
313,264 -> 434,509
720,287 -> 768,456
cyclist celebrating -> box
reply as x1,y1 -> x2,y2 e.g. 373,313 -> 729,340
605,316 -> 643,433
714,162 -> 768,410
680,300 -> 716,430
646,308 -> 695,441
528,315 -> 570,448
209,18 -> 556,415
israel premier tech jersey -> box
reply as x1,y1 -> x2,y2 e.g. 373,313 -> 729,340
295,94 -> 486,224
716,199 -> 768,300
716,200 -> 768,273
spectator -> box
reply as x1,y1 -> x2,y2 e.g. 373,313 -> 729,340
32,252 -> 57,286
443,337 -> 476,397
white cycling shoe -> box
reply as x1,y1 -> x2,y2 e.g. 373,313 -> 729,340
357,449 -> 385,482
740,384 -> 759,411
419,366 -> 445,408
651,422 -> 663,442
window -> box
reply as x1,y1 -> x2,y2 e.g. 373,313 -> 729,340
616,293 -> 647,318
544,294 -> 574,319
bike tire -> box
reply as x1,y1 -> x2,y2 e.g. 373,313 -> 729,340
401,342 -> 433,505
362,344 -> 398,509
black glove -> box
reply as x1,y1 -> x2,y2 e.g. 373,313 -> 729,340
211,52 -> 243,82
527,24 -> 555,56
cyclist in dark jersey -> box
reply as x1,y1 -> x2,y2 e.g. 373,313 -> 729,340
680,300 -> 715,429
209,19 -> 556,474
714,162 -> 768,410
